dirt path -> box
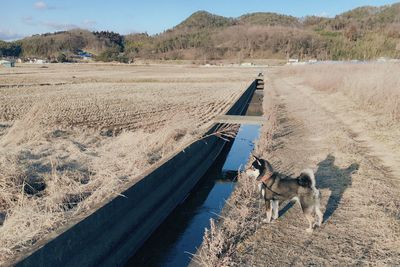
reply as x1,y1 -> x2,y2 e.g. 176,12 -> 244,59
236,69 -> 400,266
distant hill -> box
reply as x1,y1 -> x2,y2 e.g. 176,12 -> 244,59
0,29 -> 125,62
238,12 -> 301,27
174,11 -> 234,31
1,2 -> 400,62
338,4 -> 400,25
20,30 -> 108,57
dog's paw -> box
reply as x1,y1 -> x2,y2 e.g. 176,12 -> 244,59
306,228 -> 313,233
262,218 -> 271,223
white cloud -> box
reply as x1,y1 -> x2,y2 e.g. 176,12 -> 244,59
34,1 -> 57,10
82,19 -> 97,27
22,16 -> 36,25
34,1 -> 48,10
41,21 -> 79,31
318,12 -> 331,18
0,29 -> 25,41
38,19 -> 97,31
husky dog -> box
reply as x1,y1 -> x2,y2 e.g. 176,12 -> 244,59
246,155 -> 323,233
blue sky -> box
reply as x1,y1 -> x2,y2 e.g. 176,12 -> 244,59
1,0 -> 399,40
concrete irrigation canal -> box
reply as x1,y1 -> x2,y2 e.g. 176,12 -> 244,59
126,124 -> 261,267
14,77 -> 265,267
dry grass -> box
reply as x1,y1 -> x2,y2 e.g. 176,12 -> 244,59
193,172 -> 261,266
285,63 -> 400,123
0,63 -> 257,264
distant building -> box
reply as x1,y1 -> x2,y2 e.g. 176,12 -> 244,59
35,59 -> 47,64
77,51 -> 93,60
0,60 -> 15,68
377,57 -> 389,62
240,62 -> 254,67
288,58 -> 299,63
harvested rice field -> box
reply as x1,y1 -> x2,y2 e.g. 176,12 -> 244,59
0,63 -> 257,264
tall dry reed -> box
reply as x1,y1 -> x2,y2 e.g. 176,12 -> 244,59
287,63 -> 400,123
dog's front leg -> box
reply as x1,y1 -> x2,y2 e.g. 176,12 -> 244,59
263,200 -> 272,223
272,200 -> 279,220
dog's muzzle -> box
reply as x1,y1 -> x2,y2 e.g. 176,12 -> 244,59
245,168 -> 260,179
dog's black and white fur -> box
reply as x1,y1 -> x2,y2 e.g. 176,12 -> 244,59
246,155 -> 323,232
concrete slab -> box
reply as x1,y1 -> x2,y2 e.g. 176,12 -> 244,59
214,115 -> 267,125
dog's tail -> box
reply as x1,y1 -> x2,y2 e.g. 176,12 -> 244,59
297,169 -> 316,189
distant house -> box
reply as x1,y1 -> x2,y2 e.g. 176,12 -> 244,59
77,51 -> 93,60
35,59 -> 47,64
288,58 -> 299,63
0,60 -> 15,68
240,62 -> 254,67
377,57 -> 389,62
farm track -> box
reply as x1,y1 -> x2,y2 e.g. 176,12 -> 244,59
235,70 -> 400,266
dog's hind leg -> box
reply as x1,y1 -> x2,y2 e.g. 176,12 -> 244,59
272,200 -> 279,220
304,209 -> 314,233
315,207 -> 323,227
314,196 -> 323,227
263,200 -> 272,223
300,196 -> 318,232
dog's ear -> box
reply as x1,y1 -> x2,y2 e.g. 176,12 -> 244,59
251,153 -> 262,165
264,159 -> 273,172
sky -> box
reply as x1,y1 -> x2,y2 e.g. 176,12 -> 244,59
1,0 -> 399,41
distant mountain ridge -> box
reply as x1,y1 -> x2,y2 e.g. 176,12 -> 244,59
1,2 -> 400,61
239,12 -> 301,27
174,11 -> 234,30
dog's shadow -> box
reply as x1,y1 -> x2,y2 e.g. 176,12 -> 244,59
279,154 -> 359,223
316,154 -> 359,222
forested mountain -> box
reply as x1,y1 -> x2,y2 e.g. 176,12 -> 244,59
1,3 -> 400,62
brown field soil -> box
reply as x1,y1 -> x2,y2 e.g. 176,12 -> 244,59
196,63 -> 400,266
0,63 -> 258,264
